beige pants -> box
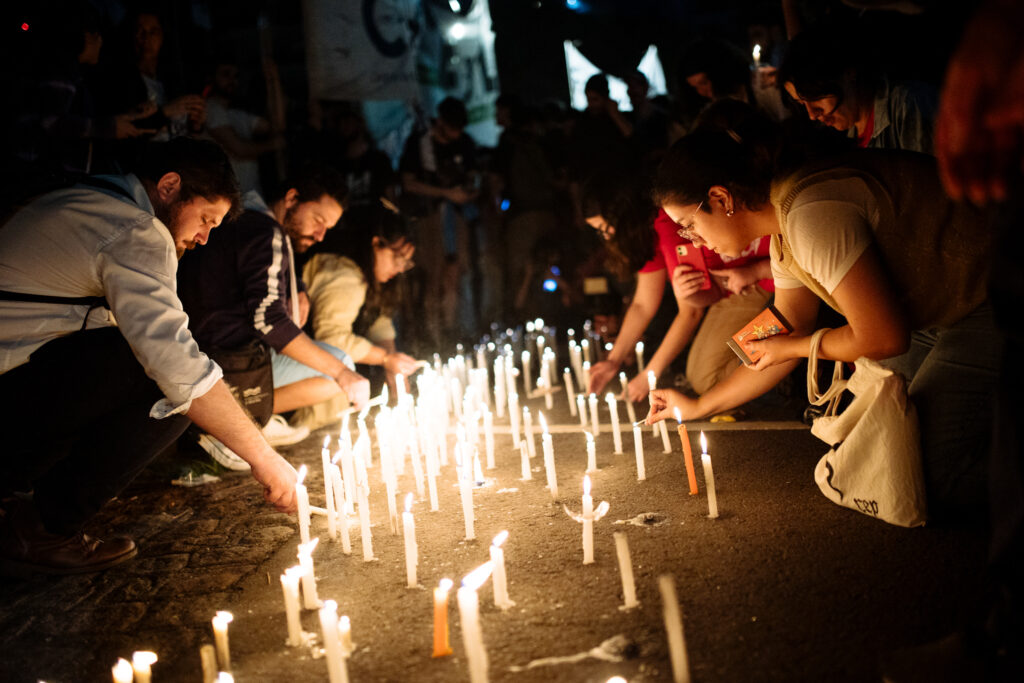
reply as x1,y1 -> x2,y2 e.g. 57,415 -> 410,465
686,286 -> 772,394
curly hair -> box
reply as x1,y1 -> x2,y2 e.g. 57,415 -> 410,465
580,169 -> 656,278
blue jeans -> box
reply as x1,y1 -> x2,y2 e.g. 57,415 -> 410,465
271,341 -> 353,387
882,303 -> 1001,514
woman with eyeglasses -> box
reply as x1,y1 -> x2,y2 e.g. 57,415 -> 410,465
291,201 -> 419,429
582,166 -> 773,407
646,101 -> 996,516
777,20 -> 937,154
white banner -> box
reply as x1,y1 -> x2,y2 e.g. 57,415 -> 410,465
302,0 -> 420,101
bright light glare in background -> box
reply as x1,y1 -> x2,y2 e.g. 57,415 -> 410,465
449,22 -> 467,40
564,42 -> 667,112
449,0 -> 462,11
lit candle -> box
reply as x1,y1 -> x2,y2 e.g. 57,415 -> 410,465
700,432 -> 718,519
131,651 -> 158,683
339,432 -> 357,516
521,350 -> 532,395
613,532 -> 640,610
658,575 -> 692,683
493,357 -> 506,418
112,658 -> 133,683
318,600 -> 350,683
576,394 -> 587,429
582,475 -> 594,564
322,437 -> 337,541
523,406 -> 537,459
564,367 -> 578,415
582,360 -> 591,393
635,341 -> 645,373
355,445 -> 374,561
432,578 -> 455,658
508,392 -> 521,449
483,408 -> 495,470
490,531 -> 515,610
620,371 -> 637,424
297,538 -> 322,609
539,412 -> 557,500
199,645 -> 217,683
588,393 -> 600,436
539,373 -> 554,410
585,431 -> 597,472
519,441 -> 532,481
403,493 -> 418,587
536,334 -> 545,360
674,409 -> 698,496
606,392 -> 623,454
339,615 -> 353,656
211,610 -> 233,673
281,566 -> 303,646
633,424 -> 646,481
330,458 -> 352,554
457,562 -> 494,683
217,674 -> 234,683
296,464 -> 311,545
581,338 -> 591,364
458,446 -> 475,540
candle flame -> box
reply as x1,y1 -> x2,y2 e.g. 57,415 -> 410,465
213,610 -> 234,625
322,434 -> 331,450
461,561 -> 494,591
753,43 -> 761,60
673,407 -> 682,423
321,598 -> 338,613
583,474 -> 592,496
332,451 -> 342,465
217,673 -> 235,683
583,360 -> 591,370
296,464 -> 307,485
537,335 -> 544,344
405,492 -> 413,513
438,577 -> 454,592
581,339 -> 589,348
585,431 -> 594,444
132,651 -> 158,667
338,615 -> 350,631
492,530 -> 509,547
522,350 -> 530,359
538,411 -> 548,433
647,370 -> 656,391
605,392 -> 615,403
700,431 -> 708,454
535,317 -> 544,328
285,564 -> 304,580
112,658 -> 133,679
636,341 -> 644,351
298,537 -> 319,556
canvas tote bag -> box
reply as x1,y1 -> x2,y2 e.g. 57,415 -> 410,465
806,328 -> 927,527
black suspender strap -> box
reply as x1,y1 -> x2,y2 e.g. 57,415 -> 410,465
0,290 -> 109,308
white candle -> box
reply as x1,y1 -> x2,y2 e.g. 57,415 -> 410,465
199,645 -> 217,683
582,475 -> 595,564
647,370 -> 659,435
483,408 -> 495,470
564,367 -> 578,415
613,532 -> 640,609
660,420 -> 673,454
659,575 -> 692,683
508,392 -> 521,449
433,578 -> 454,658
295,464 -> 311,545
458,446 -> 475,540
339,433 -> 357,516
490,531 -> 515,610
585,431 -> 597,472
700,432 -> 718,519
581,338 -> 591,364
519,441 -> 532,480
112,658 -> 133,683
330,461 -> 351,554
493,357 -> 506,418
633,425 -> 646,481
355,445 -> 374,561
320,438 -> 337,541
582,360 -> 591,393
318,600 -> 350,683
281,566 -> 303,646
539,412 -> 557,500
402,493 -> 418,587
588,393 -> 600,436
576,394 -> 587,429
620,371 -> 637,424
211,610 -> 233,673
131,651 -> 158,683
523,406 -> 537,459
521,350 -> 532,395
636,341 -> 645,373
536,334 -> 545,360
457,562 -> 494,683
539,373 -> 553,410
606,392 -> 623,454
297,538 -> 322,609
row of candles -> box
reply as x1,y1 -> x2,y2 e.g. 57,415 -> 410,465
107,324 -> 710,682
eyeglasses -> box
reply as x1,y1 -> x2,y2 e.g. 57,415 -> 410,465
675,200 -> 704,241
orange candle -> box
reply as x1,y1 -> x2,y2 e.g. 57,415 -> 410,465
432,578 -> 454,657
674,409 -> 698,495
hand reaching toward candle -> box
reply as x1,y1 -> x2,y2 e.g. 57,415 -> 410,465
709,262 -> 765,296
645,388 -> 701,424
251,452 -> 299,513
587,359 -> 620,395
626,374 -> 651,404
336,366 -> 370,410
383,350 -> 419,377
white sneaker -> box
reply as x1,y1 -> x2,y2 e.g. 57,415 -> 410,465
198,434 -> 251,471
261,415 -> 310,447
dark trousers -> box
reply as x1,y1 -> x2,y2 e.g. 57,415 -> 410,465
0,327 -> 189,534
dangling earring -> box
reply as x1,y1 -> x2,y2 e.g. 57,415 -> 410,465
726,209 -> 734,217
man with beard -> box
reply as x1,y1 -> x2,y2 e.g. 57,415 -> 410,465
0,138 -> 299,576
176,165 -> 369,469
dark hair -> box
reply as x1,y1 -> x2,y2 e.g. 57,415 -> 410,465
134,138 -> 241,217
318,201 -> 415,326
678,38 -> 752,101
36,0 -> 102,66
581,168 -> 656,277
268,163 -> 348,208
653,100 -> 780,211
437,96 -> 468,129
584,73 -> 609,98
777,20 -> 881,105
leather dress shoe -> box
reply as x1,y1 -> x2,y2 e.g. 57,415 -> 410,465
0,499 -> 137,577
